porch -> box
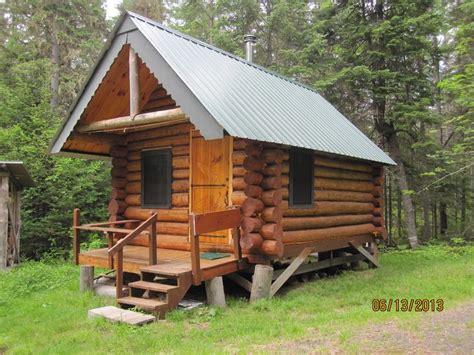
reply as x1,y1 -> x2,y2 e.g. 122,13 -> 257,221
73,208 -> 246,315
78,245 -> 243,282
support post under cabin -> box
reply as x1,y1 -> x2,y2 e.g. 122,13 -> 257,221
205,277 -> 226,308
80,265 -> 94,292
0,176 -> 9,269
250,264 -> 273,302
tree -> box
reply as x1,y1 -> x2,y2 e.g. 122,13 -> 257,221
325,0 -> 442,248
0,0 -> 111,258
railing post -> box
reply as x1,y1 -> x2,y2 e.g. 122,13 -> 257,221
189,213 -> 201,285
149,214 -> 157,265
232,227 -> 242,261
116,249 -> 123,299
73,208 -> 80,265
107,232 -> 114,269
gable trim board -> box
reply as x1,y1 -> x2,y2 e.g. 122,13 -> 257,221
49,12 -> 395,166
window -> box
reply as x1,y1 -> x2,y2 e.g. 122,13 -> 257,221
289,148 -> 314,208
141,149 -> 172,208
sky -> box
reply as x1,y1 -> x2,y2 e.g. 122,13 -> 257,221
106,0 -> 122,19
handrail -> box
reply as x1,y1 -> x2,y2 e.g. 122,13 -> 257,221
107,212 -> 158,299
72,209 -> 158,299
108,213 -> 157,256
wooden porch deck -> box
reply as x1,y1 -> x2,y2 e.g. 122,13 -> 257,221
79,245 -> 244,282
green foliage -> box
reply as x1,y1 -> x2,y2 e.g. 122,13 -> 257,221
0,0 -> 110,259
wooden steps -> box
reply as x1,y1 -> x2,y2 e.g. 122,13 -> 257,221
117,264 -> 192,318
140,264 -> 190,276
116,296 -> 167,311
128,280 -> 178,293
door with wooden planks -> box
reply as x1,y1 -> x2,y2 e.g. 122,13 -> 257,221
191,135 -> 231,245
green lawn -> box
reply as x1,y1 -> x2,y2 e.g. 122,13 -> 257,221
0,245 -> 473,354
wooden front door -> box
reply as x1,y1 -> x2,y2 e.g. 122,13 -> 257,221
191,135 -> 231,245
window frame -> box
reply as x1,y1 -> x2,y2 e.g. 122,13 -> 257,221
289,148 -> 315,209
140,148 -> 172,209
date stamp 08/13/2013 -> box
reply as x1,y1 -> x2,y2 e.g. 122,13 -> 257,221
372,298 -> 444,312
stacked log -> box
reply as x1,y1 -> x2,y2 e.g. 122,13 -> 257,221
109,145 -> 128,221
281,151 -> 380,245
372,166 -> 388,239
259,147 -> 284,257
122,123 -> 191,246
231,140 -> 265,253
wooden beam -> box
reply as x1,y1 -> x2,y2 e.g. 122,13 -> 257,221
271,253 -> 366,280
349,241 -> 380,268
68,132 -> 122,146
226,273 -> 252,292
75,108 -> 186,133
270,247 -> 314,297
129,47 -> 140,118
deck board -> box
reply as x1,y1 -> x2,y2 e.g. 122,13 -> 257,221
79,246 -> 241,280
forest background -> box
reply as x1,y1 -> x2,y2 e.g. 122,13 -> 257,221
0,0 -> 472,259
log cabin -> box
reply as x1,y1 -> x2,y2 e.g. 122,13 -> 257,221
49,12 -> 395,316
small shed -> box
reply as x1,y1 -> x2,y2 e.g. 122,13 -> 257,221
0,161 -> 33,269
48,12 -> 396,314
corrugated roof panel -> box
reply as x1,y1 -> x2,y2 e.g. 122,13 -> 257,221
131,13 -> 395,165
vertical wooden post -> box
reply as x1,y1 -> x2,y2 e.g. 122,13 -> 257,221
232,227 -> 242,261
14,189 -> 21,264
129,46 -> 140,118
80,265 -> 94,292
205,277 -> 226,307
250,264 -> 273,302
107,232 -> 114,269
149,214 -> 157,265
0,176 -> 9,269
189,213 -> 201,285
116,249 -> 123,299
73,208 -> 80,265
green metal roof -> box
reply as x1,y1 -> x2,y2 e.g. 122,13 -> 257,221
50,12 -> 395,165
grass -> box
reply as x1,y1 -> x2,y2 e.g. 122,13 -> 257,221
0,245 -> 473,354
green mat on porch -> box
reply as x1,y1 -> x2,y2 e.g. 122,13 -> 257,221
200,252 -> 231,260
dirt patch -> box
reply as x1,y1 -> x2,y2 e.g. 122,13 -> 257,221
351,302 -> 474,354
255,302 -> 474,353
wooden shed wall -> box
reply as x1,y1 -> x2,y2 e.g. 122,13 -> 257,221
108,122 -> 192,250
230,139 -> 385,258
106,129 -> 385,259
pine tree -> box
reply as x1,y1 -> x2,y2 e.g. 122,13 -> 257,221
327,0 -> 442,247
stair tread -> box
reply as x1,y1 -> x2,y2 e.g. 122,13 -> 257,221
117,296 -> 167,310
129,281 -> 178,292
140,264 -> 192,276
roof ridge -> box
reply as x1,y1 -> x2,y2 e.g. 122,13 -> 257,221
126,11 -> 321,95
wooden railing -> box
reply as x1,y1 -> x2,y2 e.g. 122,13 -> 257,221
108,213 -> 158,298
189,208 -> 241,285
72,208 -> 140,267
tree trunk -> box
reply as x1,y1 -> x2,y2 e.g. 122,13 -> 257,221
470,164 -> 474,239
387,134 -> 418,248
50,25 -> 60,109
439,200 -> 448,238
421,189 -> 431,243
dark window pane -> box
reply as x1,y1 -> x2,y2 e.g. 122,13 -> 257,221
289,149 -> 314,207
141,149 -> 172,208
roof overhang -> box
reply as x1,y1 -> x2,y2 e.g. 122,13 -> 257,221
49,14 -> 223,157
0,161 -> 34,189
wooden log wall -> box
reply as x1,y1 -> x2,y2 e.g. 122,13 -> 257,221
281,152 -> 387,245
109,145 -> 128,222
231,140 -> 284,257
121,123 -> 192,250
